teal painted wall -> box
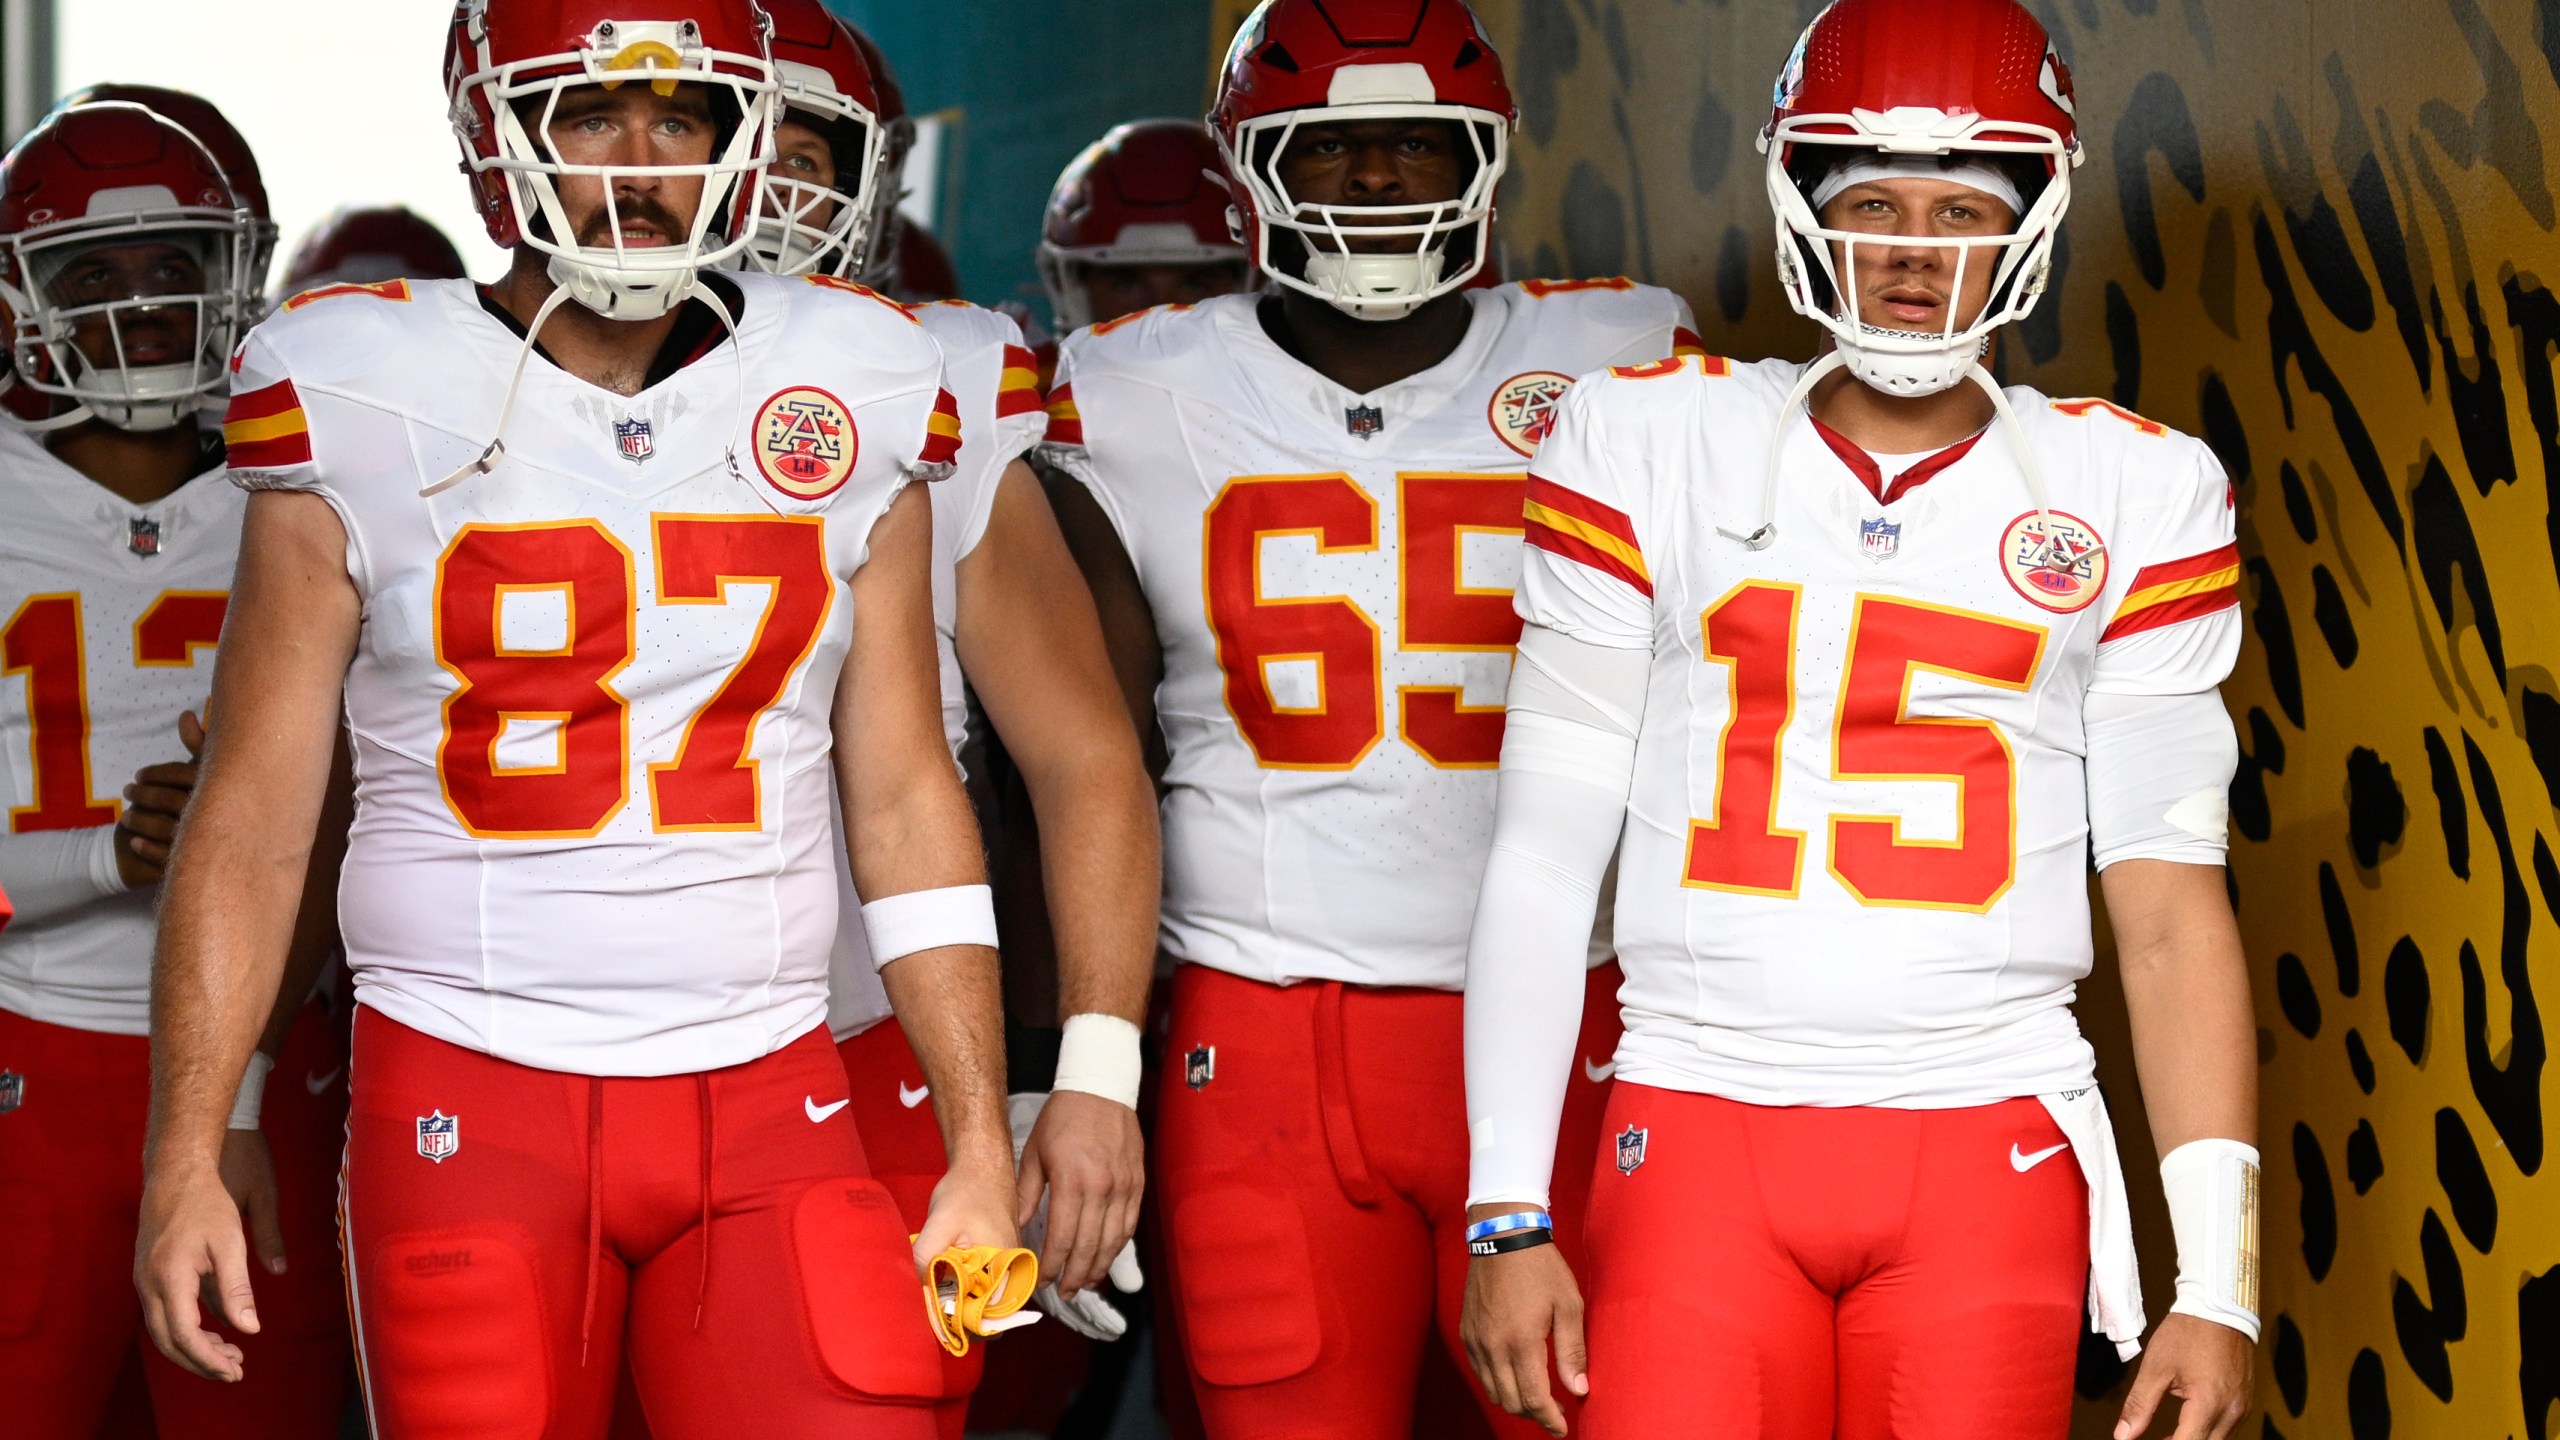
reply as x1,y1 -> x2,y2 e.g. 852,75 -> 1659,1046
832,0 -> 1214,322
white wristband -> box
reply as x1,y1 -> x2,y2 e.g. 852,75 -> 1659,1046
861,884 -> 999,967
2160,1137 -> 2261,1339
1052,1013 -> 1143,1109
228,1051 -> 273,1131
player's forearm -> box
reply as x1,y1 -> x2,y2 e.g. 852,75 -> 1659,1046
2104,858 -> 2257,1152
253,738 -> 354,1058
879,943 -> 1013,1171
996,736 -> 1153,1024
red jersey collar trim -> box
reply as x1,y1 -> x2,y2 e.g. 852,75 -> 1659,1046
1808,414 -> 1988,507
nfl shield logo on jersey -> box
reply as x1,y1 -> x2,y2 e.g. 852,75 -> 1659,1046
1860,517 -> 1900,561
415,1110 -> 459,1163
1185,1045 -> 1216,1090
1344,404 -> 1385,440
0,1069 -> 23,1114
615,416 -> 654,464
128,517 -> 161,557
1615,1124 -> 1647,1174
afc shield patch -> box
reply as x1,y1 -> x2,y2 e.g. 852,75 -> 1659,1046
1487,371 -> 1575,457
1998,509 -> 2109,613
1860,516 -> 1900,561
1615,1124 -> 1647,1175
1185,1045 -> 1216,1090
128,517 -> 162,557
416,1109 -> 459,1164
614,415 -> 654,464
1344,404 -> 1384,440
754,386 -> 860,501
0,1069 -> 22,1114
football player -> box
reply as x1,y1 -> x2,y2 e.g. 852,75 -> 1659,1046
131,3 -> 1019,1435
1458,3 -> 2257,1438
56,84 -> 281,307
1040,0 -> 1701,1432
827,23 -> 961,306
1037,119 -> 1250,336
735,2 -> 1161,1433
0,101 -> 349,1439
274,204 -> 472,304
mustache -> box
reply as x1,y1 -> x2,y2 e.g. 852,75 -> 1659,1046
577,196 -> 688,247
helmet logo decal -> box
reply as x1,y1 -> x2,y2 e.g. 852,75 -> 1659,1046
1487,371 -> 1575,457
1998,510 -> 2108,613
753,386 -> 859,500
2039,48 -> 2078,116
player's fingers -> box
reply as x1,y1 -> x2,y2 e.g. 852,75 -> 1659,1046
1514,1348 -> 1567,1438
2113,1362 -> 2172,1439
1553,1291 -> 1590,1397
1013,1147 -> 1046,1230
132,761 -> 199,791
1046,1171 -> 1107,1294
207,1228 -> 261,1335
127,836 -> 170,867
122,805 -> 182,841
179,709 -> 207,756
2173,1380 -> 2249,1440
246,1183 -> 289,1275
150,1253 -> 242,1381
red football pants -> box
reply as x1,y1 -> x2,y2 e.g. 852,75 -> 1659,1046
1153,963 -> 1621,1439
1579,1087 -> 2088,1440
0,1002 -> 351,1440
342,1008 -> 944,1440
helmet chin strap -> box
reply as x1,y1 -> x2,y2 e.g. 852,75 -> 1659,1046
83,363 -> 202,432
546,250 -> 700,323
1303,249 -> 1444,322
1723,347 -> 2087,570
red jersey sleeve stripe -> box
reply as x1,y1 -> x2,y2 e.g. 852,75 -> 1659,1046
2098,584 -> 2239,642
221,380 -> 312,467
2124,541 -> 2241,593
996,345 -> 1044,417
919,388 -> 963,467
1524,477 -> 1642,553
1043,383 -> 1084,446
1525,517 -> 1654,599
1671,325 -> 1706,357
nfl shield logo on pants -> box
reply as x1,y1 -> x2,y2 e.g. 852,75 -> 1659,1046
1615,1124 -> 1647,1174
0,1069 -> 22,1114
1860,517 -> 1900,561
416,1110 -> 459,1163
615,416 -> 654,464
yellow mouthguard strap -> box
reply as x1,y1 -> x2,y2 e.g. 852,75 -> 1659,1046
917,1242 -> 1041,1357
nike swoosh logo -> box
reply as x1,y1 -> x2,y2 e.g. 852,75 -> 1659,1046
805,1096 -> 850,1123
1582,1057 -> 1617,1083
898,1081 -> 931,1109
304,1067 -> 344,1095
2011,1141 -> 2070,1173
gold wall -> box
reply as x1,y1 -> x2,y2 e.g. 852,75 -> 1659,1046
1204,1 -> 2559,1435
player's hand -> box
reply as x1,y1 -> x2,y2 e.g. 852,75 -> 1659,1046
135,1161 -> 262,1382
911,1154 -> 1020,1276
1012,1088 -> 1144,1296
117,755 -> 201,885
2115,1313 -> 2254,1440
1462,1219 -> 1588,1438
218,1126 -> 290,1276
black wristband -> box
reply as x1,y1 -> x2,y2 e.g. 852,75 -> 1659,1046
1469,1228 -> 1557,1258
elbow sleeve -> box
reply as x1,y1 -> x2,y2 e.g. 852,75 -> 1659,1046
2084,690 -> 2238,870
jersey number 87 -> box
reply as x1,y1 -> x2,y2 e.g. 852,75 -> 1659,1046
433,515 -> 833,840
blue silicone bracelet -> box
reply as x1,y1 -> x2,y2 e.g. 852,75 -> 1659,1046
1463,1210 -> 1554,1244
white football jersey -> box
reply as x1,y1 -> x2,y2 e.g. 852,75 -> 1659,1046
0,435 -> 240,1034
1518,354 -> 2241,1106
226,274 -> 957,1076
1042,281 -> 1699,990
827,300 -> 1048,1042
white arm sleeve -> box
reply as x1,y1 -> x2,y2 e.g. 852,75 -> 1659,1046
0,826 -> 126,926
1464,625 -> 1651,1209
2084,689 -> 2238,870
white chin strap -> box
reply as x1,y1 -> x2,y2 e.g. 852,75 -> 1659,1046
545,250 -> 702,323
1303,249 -> 1445,322
1834,324 -> 1989,398
83,363 -> 203,432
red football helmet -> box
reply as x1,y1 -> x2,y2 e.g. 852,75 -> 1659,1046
0,102 -> 255,433
1036,119 -> 1247,331
1757,0 -> 2082,396
1210,0 -> 1515,320
888,217 -> 960,303
737,0 -> 887,277
278,206 -> 471,298
57,84 -> 276,299
444,0 -> 783,318
841,21 -> 914,287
